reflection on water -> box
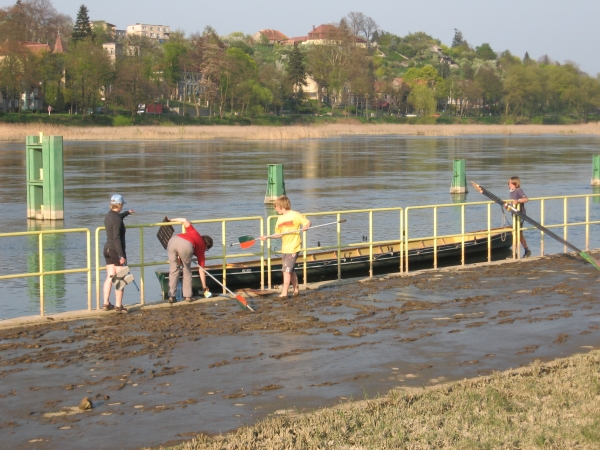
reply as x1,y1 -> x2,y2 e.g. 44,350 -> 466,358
25,221 -> 67,312
1,135 -> 600,319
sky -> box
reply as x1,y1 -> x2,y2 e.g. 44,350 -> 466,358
6,0 -> 600,76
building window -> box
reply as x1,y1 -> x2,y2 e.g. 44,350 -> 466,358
151,33 -> 154,37
142,26 -> 146,30
157,27 -> 161,31
150,27 -> 153,31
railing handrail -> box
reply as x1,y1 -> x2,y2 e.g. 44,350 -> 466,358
3,192 -> 600,317
0,228 -> 91,316
94,216 -> 264,306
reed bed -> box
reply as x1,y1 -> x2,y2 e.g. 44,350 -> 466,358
1,122 -> 600,142
154,350 -> 600,449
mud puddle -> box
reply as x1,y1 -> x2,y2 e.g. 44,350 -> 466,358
1,253 -> 599,449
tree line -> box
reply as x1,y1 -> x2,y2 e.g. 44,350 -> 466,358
1,1 -> 599,122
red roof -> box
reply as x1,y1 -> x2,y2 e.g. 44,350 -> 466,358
53,33 -> 64,54
307,24 -> 339,40
307,24 -> 366,43
283,36 -> 307,45
22,42 -> 51,53
257,29 -> 288,41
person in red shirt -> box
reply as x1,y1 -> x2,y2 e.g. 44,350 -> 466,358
166,217 -> 213,303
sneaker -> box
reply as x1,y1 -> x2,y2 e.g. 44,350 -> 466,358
523,249 -> 531,258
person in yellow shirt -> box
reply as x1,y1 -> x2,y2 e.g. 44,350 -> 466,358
260,196 -> 311,298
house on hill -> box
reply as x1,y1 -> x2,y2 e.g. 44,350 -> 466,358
252,29 -> 288,44
283,24 -> 367,47
282,36 -> 307,46
305,24 -> 367,47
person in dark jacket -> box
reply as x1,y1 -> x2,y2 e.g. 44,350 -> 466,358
102,194 -> 135,312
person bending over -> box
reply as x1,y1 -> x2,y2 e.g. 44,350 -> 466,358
166,217 -> 213,303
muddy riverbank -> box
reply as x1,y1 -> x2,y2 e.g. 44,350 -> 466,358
1,252 -> 600,449
1,122 -> 600,142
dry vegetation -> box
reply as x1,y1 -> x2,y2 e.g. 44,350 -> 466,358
2,122 -> 600,142
155,350 -> 600,450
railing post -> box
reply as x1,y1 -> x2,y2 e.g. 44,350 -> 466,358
87,230 -> 92,310
591,155 -> 600,186
39,233 -> 44,316
337,213 -> 342,280
369,211 -> 373,278
139,229 -> 145,304
433,207 -> 438,269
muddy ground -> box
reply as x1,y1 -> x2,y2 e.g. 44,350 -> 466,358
1,253 -> 599,449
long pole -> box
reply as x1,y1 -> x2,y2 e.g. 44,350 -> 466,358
471,181 -> 600,271
199,266 -> 255,312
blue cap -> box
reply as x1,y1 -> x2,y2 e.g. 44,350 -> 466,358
110,194 -> 126,205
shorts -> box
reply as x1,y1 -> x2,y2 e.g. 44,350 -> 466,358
281,253 -> 298,274
104,246 -> 125,266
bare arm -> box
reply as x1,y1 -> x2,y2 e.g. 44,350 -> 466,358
167,217 -> 191,228
198,266 -> 207,291
512,195 -> 529,206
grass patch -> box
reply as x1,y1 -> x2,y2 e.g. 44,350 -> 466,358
153,350 -> 600,449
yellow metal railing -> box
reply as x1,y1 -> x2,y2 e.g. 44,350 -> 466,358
265,207 -> 404,289
0,228 -> 92,316
4,193 -> 600,317
404,200 -> 499,271
515,194 -> 600,256
405,193 -> 600,270
94,216 -> 264,307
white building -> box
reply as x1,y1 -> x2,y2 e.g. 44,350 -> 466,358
126,23 -> 170,42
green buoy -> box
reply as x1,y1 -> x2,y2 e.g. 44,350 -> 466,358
264,164 -> 286,203
449,159 -> 468,194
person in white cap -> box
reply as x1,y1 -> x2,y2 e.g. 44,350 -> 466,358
102,194 -> 135,312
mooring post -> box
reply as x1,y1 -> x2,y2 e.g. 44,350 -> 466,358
591,155 -> 600,186
26,134 -> 64,220
449,159 -> 468,194
264,164 -> 286,203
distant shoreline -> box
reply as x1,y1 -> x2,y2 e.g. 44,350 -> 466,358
1,122 -> 600,142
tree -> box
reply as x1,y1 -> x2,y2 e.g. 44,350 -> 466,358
20,0 -> 72,45
71,5 -> 93,42
285,45 -> 307,112
64,38 -> 112,116
259,62 -> 288,114
451,29 -> 465,48
110,55 -> 158,118
523,52 -> 531,63
346,11 -> 365,39
475,43 -> 496,61
475,67 -> 503,113
0,2 -> 33,114
408,84 -> 436,118
361,16 -> 378,49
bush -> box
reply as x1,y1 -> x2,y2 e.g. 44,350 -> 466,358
531,116 -> 544,125
436,116 -> 453,124
504,117 -> 515,125
113,115 -> 133,126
